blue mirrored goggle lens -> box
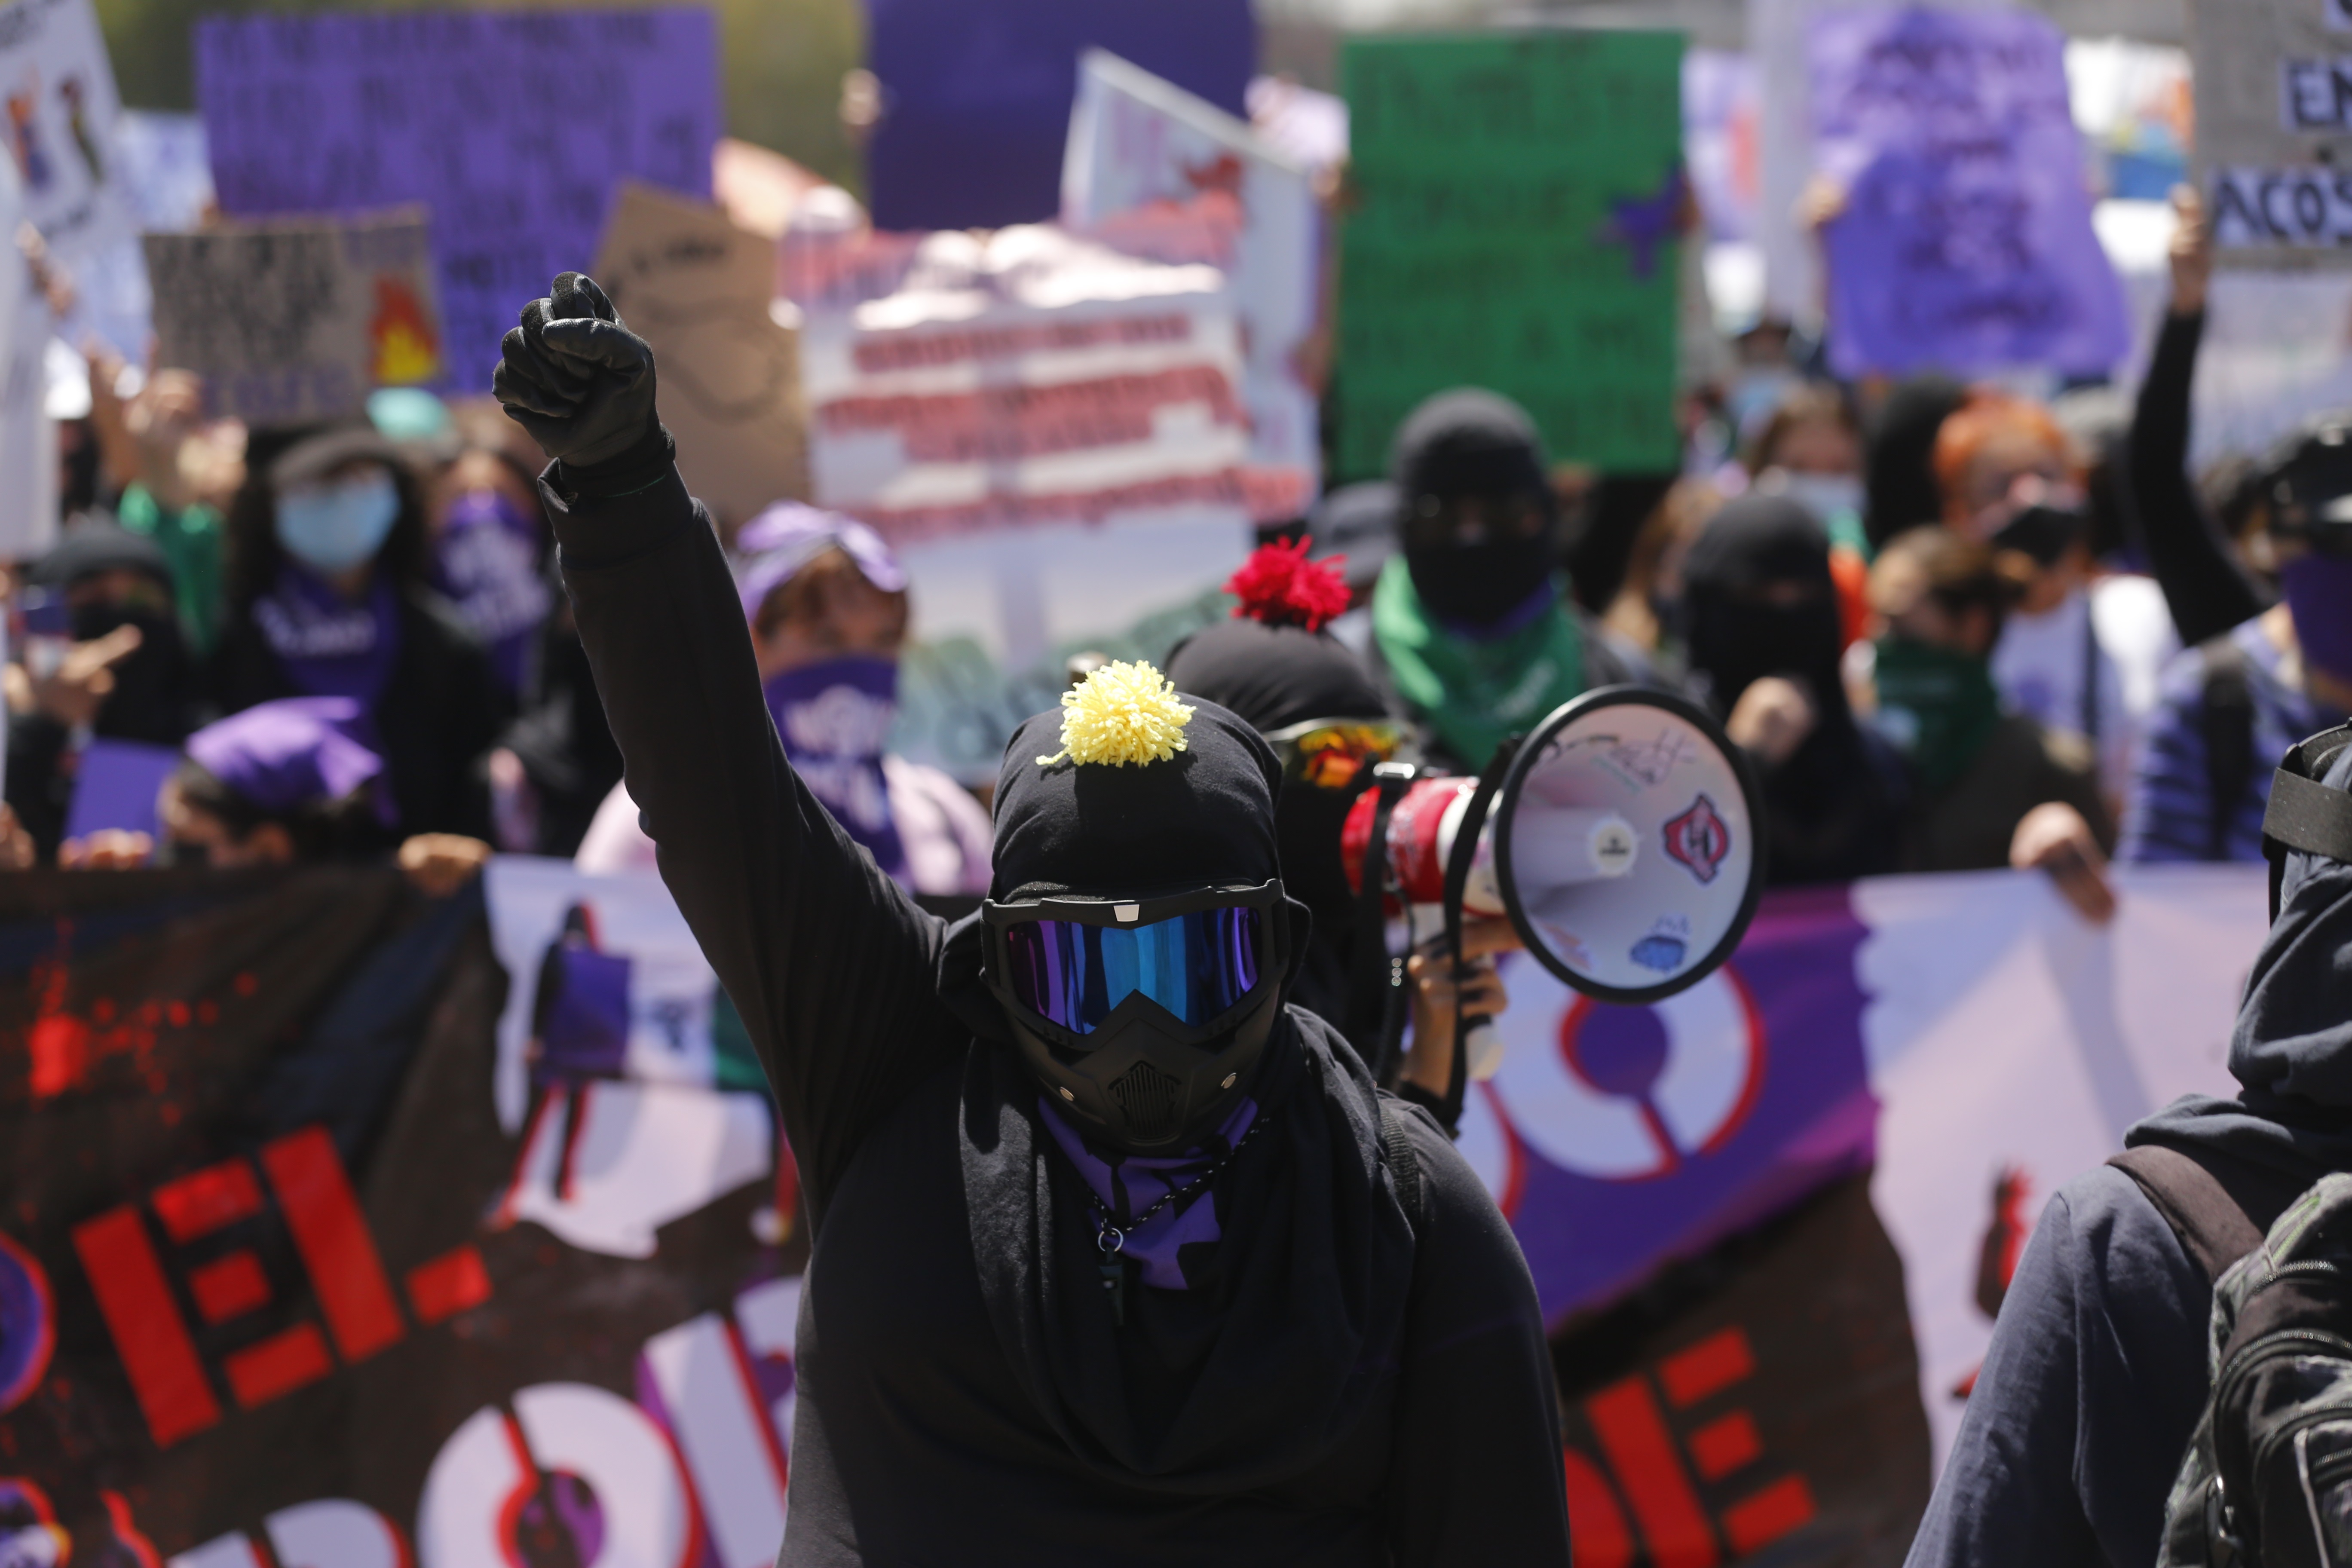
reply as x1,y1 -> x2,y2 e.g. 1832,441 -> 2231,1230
1004,906 -> 1263,1035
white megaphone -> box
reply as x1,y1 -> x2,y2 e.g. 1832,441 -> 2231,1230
1341,687 -> 1766,1079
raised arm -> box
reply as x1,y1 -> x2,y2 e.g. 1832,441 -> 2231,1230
497,274 -> 969,1225
2127,190 -> 2267,649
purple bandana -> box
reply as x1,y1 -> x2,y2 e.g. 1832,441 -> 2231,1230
1038,1093 -> 1260,1290
253,566 -> 404,707
185,697 -> 386,815
432,489 -> 552,695
763,655 -> 908,880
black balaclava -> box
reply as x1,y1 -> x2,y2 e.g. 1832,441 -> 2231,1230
1863,374 -> 1965,551
27,524 -> 195,747
1681,494 -> 1848,722
1165,620 -> 1390,985
1390,388 -> 1559,629
986,697 -> 1307,1153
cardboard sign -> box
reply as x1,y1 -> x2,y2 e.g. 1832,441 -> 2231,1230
1808,6 -> 2130,379
194,9 -> 719,387
2194,0 -> 2352,261
0,0 -> 132,259
1337,31 -> 1684,479
144,208 -> 445,427
594,182 -> 806,529
1064,49 -> 1322,521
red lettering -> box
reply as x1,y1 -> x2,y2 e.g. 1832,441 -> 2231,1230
1562,1449 -> 1636,1568
151,1160 -> 266,1242
1721,1474 -> 1818,1555
1658,1326 -> 1755,1408
405,1245 -> 492,1326
1686,1410 -> 1762,1481
1584,1378 -> 1719,1568
260,1129 -> 404,1363
222,1324 -> 333,1407
70,1206 -> 220,1446
187,1252 -> 273,1325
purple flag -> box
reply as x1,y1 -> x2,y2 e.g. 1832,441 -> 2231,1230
194,9 -> 719,392
1808,6 -> 2128,380
1476,885 -> 1878,1326
62,740 -> 181,849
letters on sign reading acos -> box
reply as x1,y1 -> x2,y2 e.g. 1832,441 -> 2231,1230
1336,31 -> 1685,478
2191,0 -> 2352,261
193,9 -> 719,386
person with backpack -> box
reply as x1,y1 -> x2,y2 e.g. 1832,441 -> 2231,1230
493,273 -> 1573,1565
1906,727 -> 2352,1568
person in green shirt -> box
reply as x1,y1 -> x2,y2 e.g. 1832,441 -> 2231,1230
87,359 -> 228,656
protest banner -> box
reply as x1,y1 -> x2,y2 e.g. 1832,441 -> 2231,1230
864,0 -> 1255,231
0,855 -> 2265,1561
194,9 -> 720,389
144,208 -> 444,428
0,149 -> 57,562
1685,49 -> 1761,246
1805,7 -> 2129,381
1064,49 -> 1322,522
1337,31 -> 1684,480
0,0 -> 132,260
2194,0 -> 2352,260
594,182 -> 807,529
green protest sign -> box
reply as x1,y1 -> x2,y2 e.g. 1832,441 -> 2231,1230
1338,31 -> 1684,478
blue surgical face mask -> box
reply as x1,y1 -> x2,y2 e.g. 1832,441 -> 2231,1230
276,472 -> 401,575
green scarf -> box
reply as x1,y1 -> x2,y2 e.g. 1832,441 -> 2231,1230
1870,636 -> 2002,790
1372,554 -> 1586,769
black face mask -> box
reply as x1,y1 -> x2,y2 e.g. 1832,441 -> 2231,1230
70,603 -> 190,746
1404,529 -> 1556,629
1274,781 -> 1361,946
1990,503 -> 2087,567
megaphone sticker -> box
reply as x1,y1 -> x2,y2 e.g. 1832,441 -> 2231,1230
1662,795 -> 1733,885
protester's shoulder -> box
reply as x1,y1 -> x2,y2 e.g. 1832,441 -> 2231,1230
1574,607 -> 1660,691
2041,1164 -> 2205,1302
1384,1096 -> 1517,1256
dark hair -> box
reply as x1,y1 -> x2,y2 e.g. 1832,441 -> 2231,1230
1746,383 -> 1859,475
221,439 -> 431,617
167,756 -> 379,861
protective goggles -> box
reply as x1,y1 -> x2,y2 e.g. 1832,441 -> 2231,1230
1266,717 -> 1404,791
982,882 -> 1284,1046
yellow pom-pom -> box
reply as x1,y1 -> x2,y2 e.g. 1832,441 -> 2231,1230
1036,659 -> 1195,769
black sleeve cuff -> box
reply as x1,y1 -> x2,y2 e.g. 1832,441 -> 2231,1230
544,421 -> 676,507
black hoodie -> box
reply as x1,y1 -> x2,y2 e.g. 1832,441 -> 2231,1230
538,430 -> 1572,1567
1907,743 -> 2352,1568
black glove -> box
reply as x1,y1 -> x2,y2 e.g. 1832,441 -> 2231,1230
493,273 -> 658,469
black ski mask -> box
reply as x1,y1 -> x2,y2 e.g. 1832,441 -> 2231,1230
981,697 -> 1309,1154
28,524 -> 196,747
1390,389 -> 1560,629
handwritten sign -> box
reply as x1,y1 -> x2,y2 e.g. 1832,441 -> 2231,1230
2197,0 -> 2352,262
1336,31 -> 1683,480
194,9 -> 718,388
144,208 -> 444,427
1064,49 -> 1321,521
1809,7 -> 2128,378
594,182 -> 806,528
0,0 -> 132,259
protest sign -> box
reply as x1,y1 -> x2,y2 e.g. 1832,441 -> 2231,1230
1686,49 -> 1762,245
864,0 -> 1254,231
1064,49 -> 1322,522
594,182 -> 806,529
2193,0 -> 2352,260
194,9 -> 719,389
0,0 -> 132,260
0,150 -> 57,561
1337,31 -> 1684,479
0,850 -> 2266,1560
1807,7 -> 2130,380
144,208 -> 444,428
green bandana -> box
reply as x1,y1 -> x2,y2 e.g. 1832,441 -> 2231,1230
1870,636 -> 2002,790
1372,554 -> 1586,769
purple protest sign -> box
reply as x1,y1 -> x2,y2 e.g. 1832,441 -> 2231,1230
1808,6 -> 2128,380
194,9 -> 718,392
1468,885 -> 1877,1326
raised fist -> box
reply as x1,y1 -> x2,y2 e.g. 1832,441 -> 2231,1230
494,273 -> 659,469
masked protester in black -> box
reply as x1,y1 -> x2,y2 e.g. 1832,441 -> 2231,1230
6,524 -> 202,859
1681,494 -> 1910,885
1371,389 -> 1651,773
494,274 -> 1571,1567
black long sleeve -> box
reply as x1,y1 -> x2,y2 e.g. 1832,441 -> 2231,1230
542,437 -> 967,1228
2127,310 -> 2267,648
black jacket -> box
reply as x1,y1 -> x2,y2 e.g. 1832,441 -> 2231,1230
209,582 -> 502,841
542,433 -> 1574,1567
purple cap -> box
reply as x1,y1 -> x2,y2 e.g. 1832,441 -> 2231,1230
185,698 -> 385,815
733,502 -> 906,625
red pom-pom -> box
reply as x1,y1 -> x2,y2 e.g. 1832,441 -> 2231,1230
1224,536 -> 1351,631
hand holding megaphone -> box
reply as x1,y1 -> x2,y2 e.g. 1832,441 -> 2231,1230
1399,920 -> 1520,1094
